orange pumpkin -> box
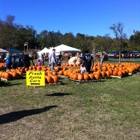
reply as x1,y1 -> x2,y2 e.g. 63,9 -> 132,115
105,71 -> 110,77
4,72 -> 11,79
118,71 -> 122,77
54,66 -> 59,71
77,74 -> 83,81
58,70 -> 63,75
88,73 -> 94,80
52,75 -> 59,83
83,74 -> 89,80
45,75 -> 53,83
11,71 -> 18,79
101,71 -> 105,78
72,73 -> 78,80
113,70 -> 118,76
16,71 -> 23,77
94,74 -> 100,80
63,70 -> 68,76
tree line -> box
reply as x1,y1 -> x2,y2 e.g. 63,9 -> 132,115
0,15 -> 140,52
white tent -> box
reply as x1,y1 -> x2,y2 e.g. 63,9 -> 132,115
37,47 -> 50,55
37,47 -> 50,59
0,48 -> 8,53
37,47 -> 49,56
54,44 -> 81,53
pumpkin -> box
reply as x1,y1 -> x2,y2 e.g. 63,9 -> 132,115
16,71 -> 23,77
63,70 -> 68,76
52,71 -> 57,75
52,75 -> 59,83
11,71 -> 18,79
113,70 -> 118,76
45,75 -> 53,83
101,71 -> 105,78
37,66 -> 41,71
128,68 -> 133,73
88,73 -> 94,80
58,70 -> 63,75
105,71 -> 110,77
77,74 -> 83,81
4,72 -> 11,79
72,73 -> 78,80
118,71 -> 122,77
94,74 -> 100,80
83,74 -> 89,80
54,66 -> 59,71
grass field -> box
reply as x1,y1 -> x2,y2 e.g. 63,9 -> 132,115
0,59 -> 140,140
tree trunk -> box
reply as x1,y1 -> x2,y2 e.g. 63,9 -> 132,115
119,51 -> 121,63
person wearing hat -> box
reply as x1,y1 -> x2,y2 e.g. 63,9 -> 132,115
49,49 -> 56,71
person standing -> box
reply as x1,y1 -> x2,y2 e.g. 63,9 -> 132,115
83,51 -> 93,73
49,49 -> 56,71
100,53 -> 104,67
41,55 -> 44,65
4,53 -> 12,69
37,59 -> 41,66
56,52 -> 63,66
76,53 -> 82,65
24,54 -> 31,68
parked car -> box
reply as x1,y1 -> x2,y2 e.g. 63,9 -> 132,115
113,51 -> 131,58
123,52 -> 130,58
121,51 -> 130,58
129,51 -> 140,58
108,52 -> 116,57
114,52 -> 120,58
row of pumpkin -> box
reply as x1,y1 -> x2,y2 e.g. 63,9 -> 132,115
0,68 -> 59,84
0,62 -> 140,82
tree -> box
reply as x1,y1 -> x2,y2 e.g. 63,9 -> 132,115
110,22 -> 127,63
0,15 -> 16,48
0,15 -> 37,50
62,32 -> 75,47
102,34 -> 113,52
130,30 -> 140,50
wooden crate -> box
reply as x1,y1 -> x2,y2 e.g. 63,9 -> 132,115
69,78 -> 101,84
45,81 -> 64,86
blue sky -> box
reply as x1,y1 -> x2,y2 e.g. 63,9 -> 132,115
0,0 -> 140,38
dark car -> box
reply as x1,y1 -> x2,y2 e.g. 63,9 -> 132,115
108,52 -> 116,57
114,52 -> 120,58
129,51 -> 140,58
121,51 -> 130,58
123,52 -> 130,58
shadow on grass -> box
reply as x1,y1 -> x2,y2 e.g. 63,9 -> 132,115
46,92 -> 73,96
0,105 -> 57,124
0,82 -> 22,87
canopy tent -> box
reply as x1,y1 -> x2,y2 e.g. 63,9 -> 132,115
6,49 -> 24,54
54,44 -> 81,53
37,47 -> 51,59
37,47 -> 50,54
0,48 -> 8,53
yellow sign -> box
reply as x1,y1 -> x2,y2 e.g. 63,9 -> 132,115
26,71 -> 45,86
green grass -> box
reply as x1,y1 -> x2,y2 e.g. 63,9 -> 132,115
0,71 -> 140,140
